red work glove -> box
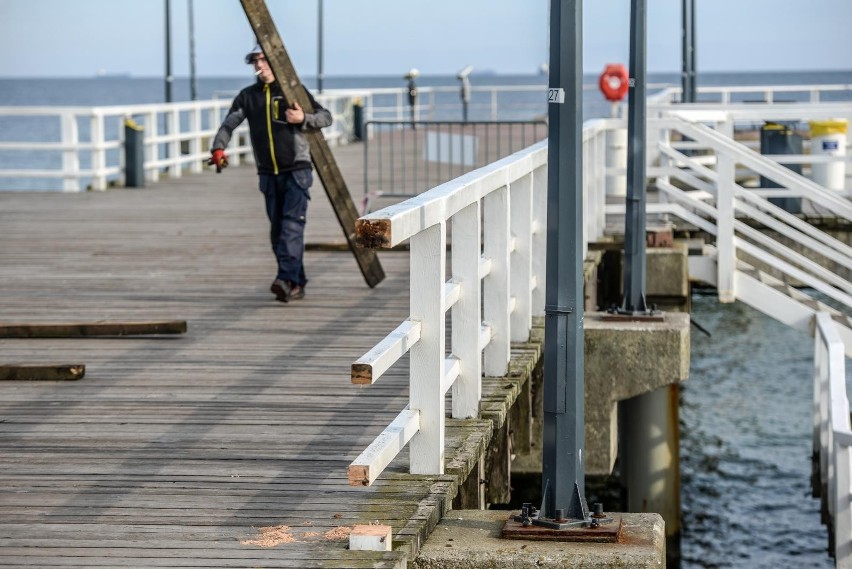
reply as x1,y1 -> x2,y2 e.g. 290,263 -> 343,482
208,149 -> 228,173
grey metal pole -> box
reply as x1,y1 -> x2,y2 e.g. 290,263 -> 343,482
317,0 -> 324,93
680,0 -> 691,103
689,0 -> 697,102
620,0 -> 648,314
188,0 -> 198,101
541,0 -> 587,521
165,0 -> 173,103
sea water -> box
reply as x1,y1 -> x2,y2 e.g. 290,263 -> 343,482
682,292 -> 839,568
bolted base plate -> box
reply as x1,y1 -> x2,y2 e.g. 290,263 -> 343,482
601,312 -> 665,322
502,514 -> 623,543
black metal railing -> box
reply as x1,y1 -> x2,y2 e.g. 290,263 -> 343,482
362,120 -> 547,213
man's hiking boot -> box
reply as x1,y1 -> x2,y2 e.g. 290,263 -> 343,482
270,279 -> 292,303
289,285 -> 305,300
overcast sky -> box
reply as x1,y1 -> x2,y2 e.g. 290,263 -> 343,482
0,0 -> 850,78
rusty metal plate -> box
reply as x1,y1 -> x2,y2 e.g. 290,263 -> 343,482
501,515 -> 623,543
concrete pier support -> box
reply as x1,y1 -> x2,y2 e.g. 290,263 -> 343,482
622,384 -> 682,552
411,510 -> 665,568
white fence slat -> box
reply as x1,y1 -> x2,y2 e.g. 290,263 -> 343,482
442,357 -> 461,394
347,407 -> 420,486
90,114 -> 106,191
482,185 -> 511,377
167,110 -> 180,179
531,164 -> 547,316
409,222 -> 446,475
716,151 -> 736,302
60,113 -> 80,192
510,173 -> 533,342
451,202 -> 482,419
351,319 -> 421,385
444,281 -> 461,310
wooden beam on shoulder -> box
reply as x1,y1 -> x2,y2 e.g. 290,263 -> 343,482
240,0 -> 385,288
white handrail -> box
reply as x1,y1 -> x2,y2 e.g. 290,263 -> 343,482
0,94 -> 358,192
348,141 -> 551,485
347,116 -> 614,484
814,313 -> 852,566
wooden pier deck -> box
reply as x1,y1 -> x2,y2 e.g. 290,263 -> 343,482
0,140 -> 537,567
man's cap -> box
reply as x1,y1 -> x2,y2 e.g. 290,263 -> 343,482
245,44 -> 264,64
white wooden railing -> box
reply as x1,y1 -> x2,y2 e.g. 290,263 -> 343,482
814,312 -> 852,567
651,83 -> 852,106
346,117 -> 612,485
347,141 -> 548,486
0,92 -> 358,192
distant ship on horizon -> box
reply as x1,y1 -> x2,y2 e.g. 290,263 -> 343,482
95,69 -> 131,79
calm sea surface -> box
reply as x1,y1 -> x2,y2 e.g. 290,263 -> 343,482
683,292 -> 842,568
2,70 -> 852,567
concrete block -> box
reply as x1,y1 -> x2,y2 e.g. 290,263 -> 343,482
645,244 -> 689,298
411,509 -> 665,569
584,311 -> 690,475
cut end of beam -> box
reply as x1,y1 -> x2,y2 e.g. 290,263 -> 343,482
347,464 -> 371,486
355,219 -> 392,249
351,363 -> 374,385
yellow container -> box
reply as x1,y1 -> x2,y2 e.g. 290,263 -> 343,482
810,119 -> 848,137
809,119 -> 847,191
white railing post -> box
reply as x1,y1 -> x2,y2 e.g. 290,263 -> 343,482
189,106 -> 202,174
144,111 -> 159,183
60,112 -> 80,192
90,113 -> 106,191
510,174 -> 533,342
716,150 -> 736,302
814,332 -> 825,497
409,222 -> 447,475
167,108 -> 180,178
451,202 -> 482,419
491,90 -> 498,121
482,185 -> 511,376
531,164 -> 548,317
594,127 -> 607,242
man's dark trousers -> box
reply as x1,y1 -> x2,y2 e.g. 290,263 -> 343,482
259,169 -> 312,288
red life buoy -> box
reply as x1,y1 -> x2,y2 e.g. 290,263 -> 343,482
598,64 -> 629,102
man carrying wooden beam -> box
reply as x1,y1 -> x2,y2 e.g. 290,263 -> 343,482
209,44 -> 332,303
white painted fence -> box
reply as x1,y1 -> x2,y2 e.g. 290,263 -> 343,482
347,119 -> 611,485
0,92 -> 357,192
814,312 -> 852,567
348,92 -> 852,568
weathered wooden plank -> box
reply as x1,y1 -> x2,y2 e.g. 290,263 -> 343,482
0,364 -> 85,381
0,321 -> 187,338
239,0 -> 385,288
